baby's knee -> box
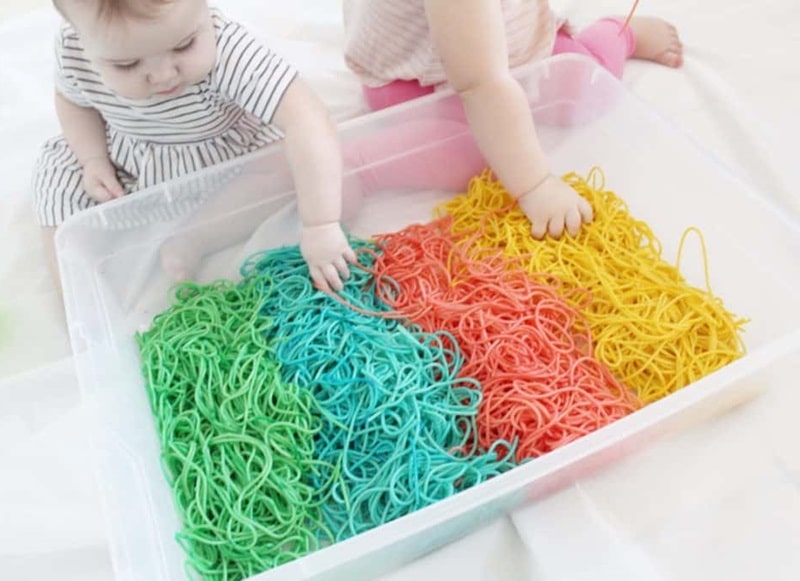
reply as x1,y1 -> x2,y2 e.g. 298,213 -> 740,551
32,137 -> 91,227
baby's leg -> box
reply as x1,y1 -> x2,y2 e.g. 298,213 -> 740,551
158,161 -> 298,281
553,19 -> 635,79
553,17 -> 682,78
40,227 -> 61,297
33,137 -> 98,229
33,137 -> 101,294
362,80 -> 436,111
344,117 -> 485,196
350,83 -> 486,196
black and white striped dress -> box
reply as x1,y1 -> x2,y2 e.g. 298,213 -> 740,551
33,8 -> 297,226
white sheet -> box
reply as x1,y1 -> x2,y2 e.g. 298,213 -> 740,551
1,0 -> 799,579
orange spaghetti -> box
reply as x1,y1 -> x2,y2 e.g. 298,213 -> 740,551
369,218 -> 640,460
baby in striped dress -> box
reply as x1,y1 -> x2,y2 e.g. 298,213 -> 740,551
34,0 -> 355,293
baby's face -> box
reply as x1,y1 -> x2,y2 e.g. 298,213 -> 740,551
68,0 -> 216,101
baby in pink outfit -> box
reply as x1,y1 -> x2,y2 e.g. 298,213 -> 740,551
342,1 -> 682,240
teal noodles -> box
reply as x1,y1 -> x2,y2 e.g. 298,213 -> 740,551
136,278 -> 326,581
242,240 -> 516,542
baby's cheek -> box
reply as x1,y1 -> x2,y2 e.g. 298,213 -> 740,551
99,70 -> 149,101
186,40 -> 217,84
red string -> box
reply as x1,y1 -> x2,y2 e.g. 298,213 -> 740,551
620,0 -> 641,35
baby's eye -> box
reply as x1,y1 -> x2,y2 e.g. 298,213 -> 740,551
113,60 -> 140,71
174,37 -> 196,53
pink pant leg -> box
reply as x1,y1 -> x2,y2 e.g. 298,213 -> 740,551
344,117 -> 485,194
552,17 -> 636,79
347,80 -> 483,195
362,80 -> 436,111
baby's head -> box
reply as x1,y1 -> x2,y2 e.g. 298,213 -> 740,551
53,0 -> 216,101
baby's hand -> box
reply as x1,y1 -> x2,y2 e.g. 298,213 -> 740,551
83,157 -> 124,203
517,174 -> 593,239
300,222 -> 358,293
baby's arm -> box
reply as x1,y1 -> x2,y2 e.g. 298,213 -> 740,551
214,20 -> 354,291
425,0 -> 592,238
272,78 -> 357,292
55,91 -> 123,201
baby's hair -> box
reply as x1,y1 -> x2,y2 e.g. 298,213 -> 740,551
53,0 -> 172,22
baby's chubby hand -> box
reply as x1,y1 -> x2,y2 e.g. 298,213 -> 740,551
517,174 -> 593,239
300,222 -> 358,292
82,156 -> 125,203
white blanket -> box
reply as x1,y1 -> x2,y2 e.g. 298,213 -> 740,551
1,1 -> 799,579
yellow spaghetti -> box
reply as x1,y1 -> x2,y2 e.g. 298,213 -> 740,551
437,168 -> 747,403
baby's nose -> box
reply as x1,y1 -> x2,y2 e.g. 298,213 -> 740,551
147,59 -> 178,85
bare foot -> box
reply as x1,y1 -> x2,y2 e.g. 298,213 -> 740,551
629,16 -> 683,68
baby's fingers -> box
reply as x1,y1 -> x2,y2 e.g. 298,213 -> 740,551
530,216 -> 549,240
565,207 -> 582,237
548,214 -> 566,239
309,266 -> 331,294
99,173 -> 125,199
343,245 -> 358,264
105,179 -> 125,199
86,182 -> 114,203
321,263 -> 345,292
578,197 -> 593,224
334,256 -> 351,281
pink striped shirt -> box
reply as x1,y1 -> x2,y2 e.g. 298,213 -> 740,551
343,0 -> 557,88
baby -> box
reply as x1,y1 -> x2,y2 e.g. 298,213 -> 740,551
34,0 -> 355,292
343,0 -> 683,239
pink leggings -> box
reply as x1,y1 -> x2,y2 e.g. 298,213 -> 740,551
345,18 -> 635,197
362,18 -> 635,110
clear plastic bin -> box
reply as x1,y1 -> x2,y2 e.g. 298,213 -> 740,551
55,55 -> 800,581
